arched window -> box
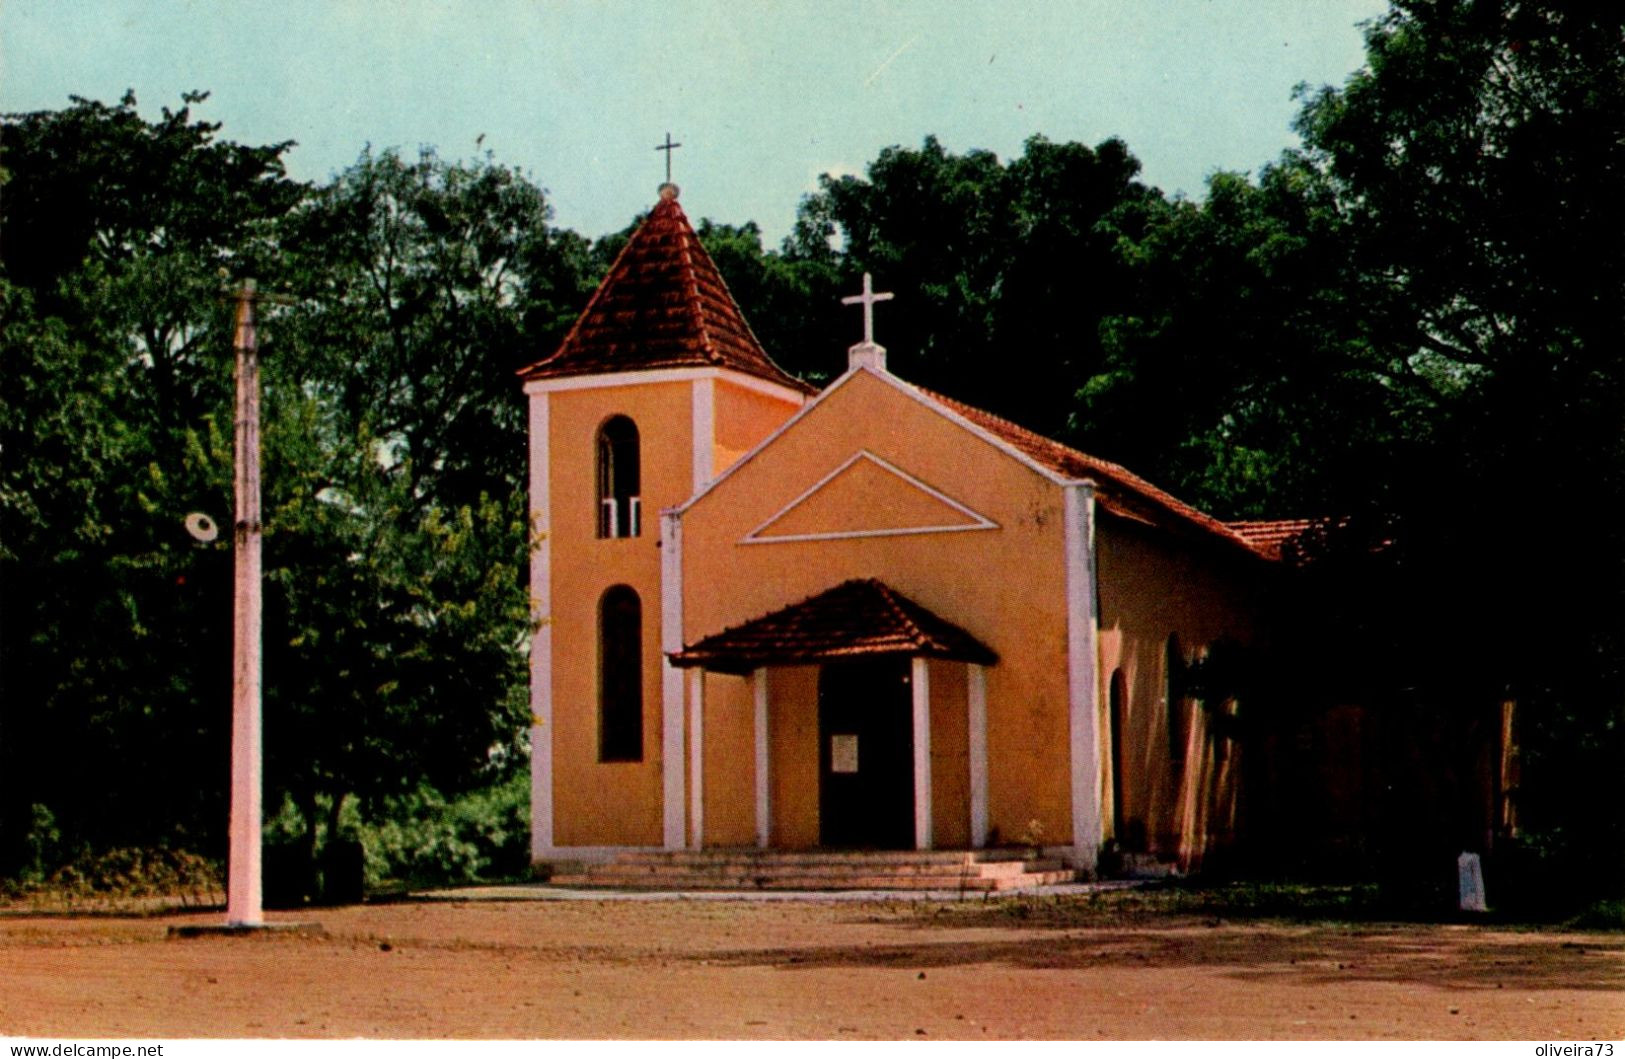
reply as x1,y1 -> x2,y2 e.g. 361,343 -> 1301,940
1166,635 -> 1187,767
596,416 -> 641,538
598,585 -> 643,762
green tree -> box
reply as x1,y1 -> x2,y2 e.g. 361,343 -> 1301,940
784,135 -> 1157,433
1287,0 -> 1623,896
256,147 -> 593,880
0,93 -> 302,869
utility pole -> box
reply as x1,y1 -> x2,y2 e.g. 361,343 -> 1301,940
227,278 -> 266,927
173,279 -> 315,939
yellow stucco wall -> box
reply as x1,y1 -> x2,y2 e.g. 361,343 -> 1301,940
714,379 -> 804,477
697,670 -> 758,846
542,371 -> 803,849
679,368 -> 1075,848
768,665 -> 821,847
1094,514 -> 1270,867
927,658 -> 971,849
547,380 -> 693,847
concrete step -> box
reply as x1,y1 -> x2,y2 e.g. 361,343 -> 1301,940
552,868 -> 1078,892
547,849 -> 1077,892
553,871 -> 1004,891
607,849 -> 1034,867
571,859 -> 1039,879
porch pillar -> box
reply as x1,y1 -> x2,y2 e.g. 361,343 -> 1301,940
911,657 -> 932,850
968,663 -> 989,848
687,667 -> 705,849
753,668 -> 770,848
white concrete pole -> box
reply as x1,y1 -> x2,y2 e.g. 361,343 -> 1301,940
227,281 -> 264,928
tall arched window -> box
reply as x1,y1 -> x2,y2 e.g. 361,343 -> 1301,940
596,416 -> 641,538
599,585 -> 643,762
1166,634 -> 1187,767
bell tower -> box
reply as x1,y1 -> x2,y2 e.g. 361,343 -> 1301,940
518,184 -> 812,857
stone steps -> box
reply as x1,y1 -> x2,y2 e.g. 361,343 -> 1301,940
548,849 -> 1077,892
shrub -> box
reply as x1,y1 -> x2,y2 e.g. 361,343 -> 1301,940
360,773 -> 529,888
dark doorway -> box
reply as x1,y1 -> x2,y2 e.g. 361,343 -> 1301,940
818,657 -> 914,848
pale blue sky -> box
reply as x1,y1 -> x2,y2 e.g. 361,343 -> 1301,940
2,1 -> 1388,245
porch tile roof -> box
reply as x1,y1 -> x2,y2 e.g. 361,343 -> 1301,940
669,578 -> 998,674
517,190 -> 815,394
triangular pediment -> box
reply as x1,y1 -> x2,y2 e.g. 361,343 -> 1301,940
744,450 -> 997,544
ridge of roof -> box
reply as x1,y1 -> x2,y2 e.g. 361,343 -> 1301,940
517,194 -> 815,394
915,387 -> 1274,559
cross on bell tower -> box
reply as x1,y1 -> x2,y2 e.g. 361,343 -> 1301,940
656,132 -> 682,184
841,272 -> 894,372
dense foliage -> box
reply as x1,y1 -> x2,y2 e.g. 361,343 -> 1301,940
2,1 -> 1617,898
0,96 -> 590,888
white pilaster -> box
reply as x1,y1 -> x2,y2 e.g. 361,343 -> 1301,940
528,392 -> 554,857
911,657 -> 933,850
687,668 -> 705,848
660,512 -> 686,849
753,668 -> 770,848
691,376 -> 715,493
1063,482 -> 1102,871
967,663 -> 989,849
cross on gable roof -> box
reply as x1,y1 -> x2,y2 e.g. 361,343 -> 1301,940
669,578 -> 998,675
517,190 -> 815,393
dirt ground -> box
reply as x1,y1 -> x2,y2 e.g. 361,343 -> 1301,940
1,896 -> 1621,1040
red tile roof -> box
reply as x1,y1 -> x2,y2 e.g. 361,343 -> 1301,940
518,189 -> 815,393
918,386 -> 1276,560
669,578 -> 998,674
1226,519 -> 1318,561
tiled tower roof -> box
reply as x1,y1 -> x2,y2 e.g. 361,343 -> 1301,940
518,188 -> 814,393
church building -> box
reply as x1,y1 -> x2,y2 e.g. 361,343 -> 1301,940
518,184 -> 1297,877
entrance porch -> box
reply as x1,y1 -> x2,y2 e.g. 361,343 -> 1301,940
668,579 -> 998,852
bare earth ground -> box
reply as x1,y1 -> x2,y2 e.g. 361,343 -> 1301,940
1,896 -> 1621,1040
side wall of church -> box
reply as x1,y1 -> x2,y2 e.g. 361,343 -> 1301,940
679,368 -> 1077,849
1093,516 -> 1271,869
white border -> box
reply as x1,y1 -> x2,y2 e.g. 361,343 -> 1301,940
1064,482 -> 1102,872
741,449 -> 999,544
659,511 -> 686,849
528,391 -> 554,858
691,376 -> 715,492
523,365 -> 808,405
